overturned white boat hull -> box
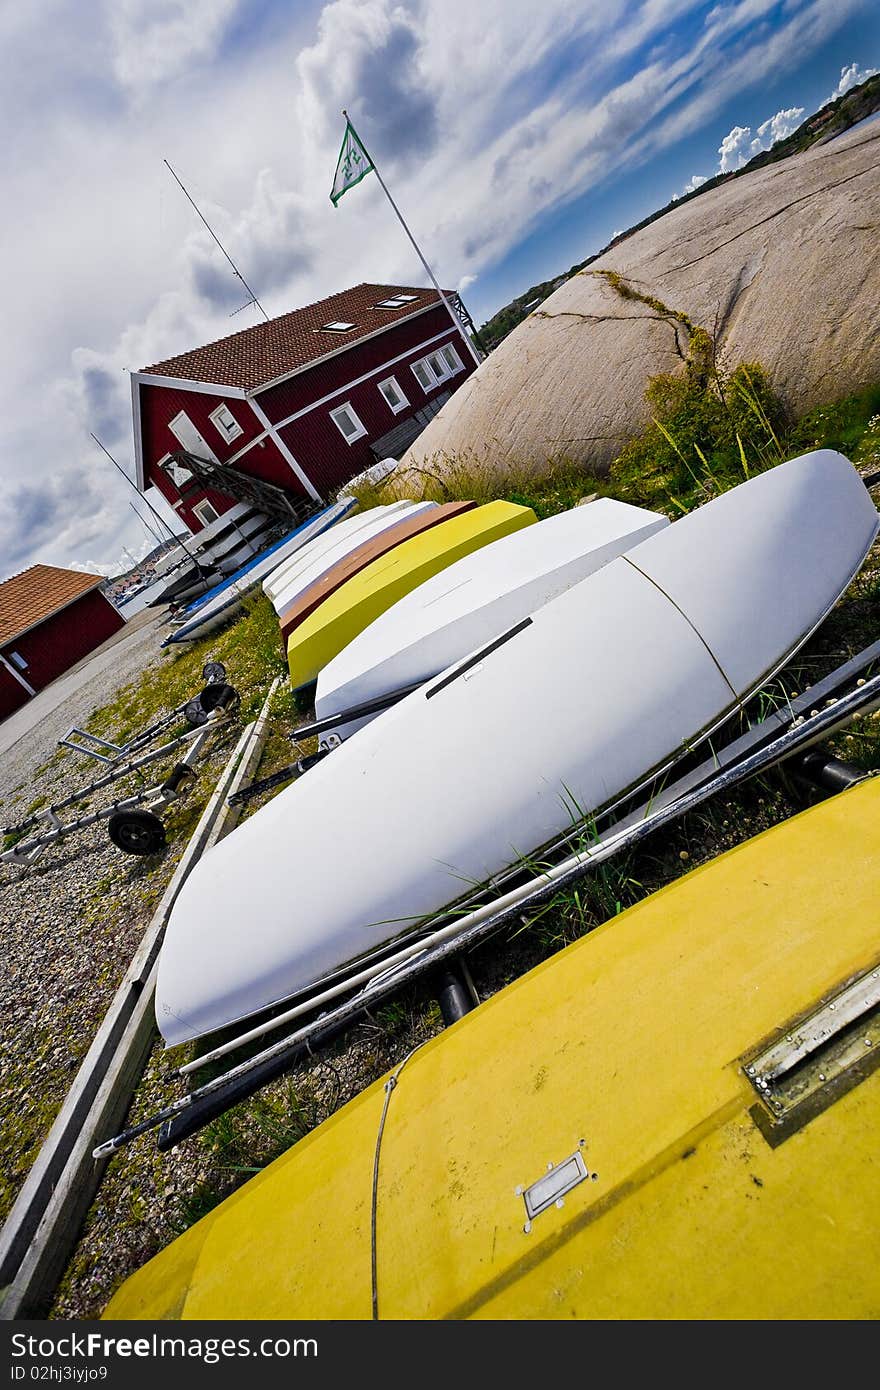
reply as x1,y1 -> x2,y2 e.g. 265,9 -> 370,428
156,451 -> 879,1044
315,498 -> 669,741
268,502 -> 435,618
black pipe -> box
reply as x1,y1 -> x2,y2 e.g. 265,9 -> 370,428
226,748 -> 331,808
433,960 -> 479,1026
157,1014 -> 357,1151
227,763 -> 299,808
291,679 -> 426,741
296,748 -> 331,774
791,749 -> 867,793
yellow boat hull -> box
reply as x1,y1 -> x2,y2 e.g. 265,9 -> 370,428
105,778 -> 880,1320
286,500 -> 535,689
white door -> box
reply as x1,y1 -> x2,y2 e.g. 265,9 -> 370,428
168,411 -> 219,463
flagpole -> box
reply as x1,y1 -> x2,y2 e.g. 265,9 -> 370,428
341,111 -> 482,368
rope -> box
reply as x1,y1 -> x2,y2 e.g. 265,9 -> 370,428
370,1046 -> 422,1320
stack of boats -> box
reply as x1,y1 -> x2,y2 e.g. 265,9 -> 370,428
160,500 -> 357,645
146,503 -> 278,611
107,448 -> 880,1319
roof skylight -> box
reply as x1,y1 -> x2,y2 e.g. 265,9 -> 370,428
375,294 -> 420,309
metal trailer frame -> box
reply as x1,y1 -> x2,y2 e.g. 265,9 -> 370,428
1,666 -> 240,866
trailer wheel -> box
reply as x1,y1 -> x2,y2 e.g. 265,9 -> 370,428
108,810 -> 167,856
184,696 -> 208,726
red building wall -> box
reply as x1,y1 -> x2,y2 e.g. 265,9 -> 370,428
0,589 -> 125,719
138,306 -> 476,513
140,384 -> 292,532
0,663 -> 29,722
260,308 -> 474,495
140,385 -> 264,471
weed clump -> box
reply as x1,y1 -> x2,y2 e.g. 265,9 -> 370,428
346,451 -> 608,519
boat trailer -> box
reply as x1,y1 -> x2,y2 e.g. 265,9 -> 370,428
1,663 -> 240,865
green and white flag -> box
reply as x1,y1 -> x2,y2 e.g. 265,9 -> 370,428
330,119 -> 374,206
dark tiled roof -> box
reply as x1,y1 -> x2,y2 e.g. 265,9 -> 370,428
141,284 -> 446,392
0,565 -> 103,646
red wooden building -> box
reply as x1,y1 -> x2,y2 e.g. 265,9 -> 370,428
132,283 -> 480,534
0,566 -> 124,722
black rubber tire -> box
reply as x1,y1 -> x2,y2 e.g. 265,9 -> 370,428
202,661 -> 227,685
202,683 -> 241,718
108,810 -> 167,856
184,696 -> 207,726
184,682 -> 240,726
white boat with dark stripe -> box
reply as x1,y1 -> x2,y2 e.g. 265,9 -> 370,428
314,498 -> 669,742
155,450 -> 879,1044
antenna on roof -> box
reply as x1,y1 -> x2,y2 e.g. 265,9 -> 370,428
164,159 -> 270,322
90,434 -> 203,569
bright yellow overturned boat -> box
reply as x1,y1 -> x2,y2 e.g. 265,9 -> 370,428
105,777 -> 880,1320
285,499 -> 535,689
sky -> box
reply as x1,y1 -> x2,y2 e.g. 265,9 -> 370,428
1,1 -> 878,579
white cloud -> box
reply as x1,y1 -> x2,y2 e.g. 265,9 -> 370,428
825,61 -> 879,104
457,274 -> 478,293
109,0 -> 242,96
675,172 -> 708,198
718,105 -> 804,171
756,107 -> 806,145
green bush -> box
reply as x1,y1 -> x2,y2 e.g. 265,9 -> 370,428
610,346 -> 787,512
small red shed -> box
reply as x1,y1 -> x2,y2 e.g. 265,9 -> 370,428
131,283 -> 480,534
0,566 -> 125,722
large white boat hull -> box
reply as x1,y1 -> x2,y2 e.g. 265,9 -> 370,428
315,498 -> 669,741
156,451 -> 879,1044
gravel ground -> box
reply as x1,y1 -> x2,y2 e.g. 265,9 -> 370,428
0,612 -> 240,1240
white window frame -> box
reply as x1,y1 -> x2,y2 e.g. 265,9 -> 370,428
209,403 -> 244,444
426,351 -> 450,382
330,401 -> 368,444
439,343 -> 465,375
377,375 -> 408,415
9,651 -> 28,671
192,499 -> 221,527
375,293 -> 420,309
411,359 -> 435,393
411,345 -> 462,393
